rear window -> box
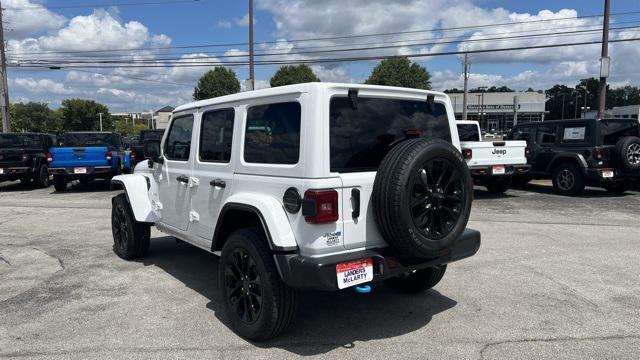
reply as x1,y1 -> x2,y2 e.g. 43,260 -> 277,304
457,124 -> 480,142
330,96 -> 451,172
0,134 -> 41,149
599,120 -> 639,145
63,133 -> 118,148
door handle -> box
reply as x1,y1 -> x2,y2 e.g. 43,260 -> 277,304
210,178 -> 226,188
351,188 -> 360,219
176,175 -> 189,184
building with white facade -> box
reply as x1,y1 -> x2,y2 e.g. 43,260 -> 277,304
448,91 -> 547,131
610,105 -> 640,120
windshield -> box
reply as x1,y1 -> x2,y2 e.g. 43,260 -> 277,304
330,96 -> 451,172
598,120 -> 639,145
457,124 -> 480,142
0,134 -> 41,149
63,133 -> 118,148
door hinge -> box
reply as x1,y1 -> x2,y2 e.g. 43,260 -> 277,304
188,177 -> 199,188
189,210 -> 200,222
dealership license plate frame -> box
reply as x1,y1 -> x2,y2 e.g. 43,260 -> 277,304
336,258 -> 373,289
492,165 -> 506,175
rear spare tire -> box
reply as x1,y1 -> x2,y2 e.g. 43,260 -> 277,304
615,136 -> 640,172
372,138 -> 473,259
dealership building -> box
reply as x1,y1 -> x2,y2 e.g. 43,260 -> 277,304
448,91 -> 547,131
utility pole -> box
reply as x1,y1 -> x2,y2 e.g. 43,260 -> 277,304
561,93 -> 566,120
597,0 -> 610,119
0,4 -> 11,133
98,113 -> 103,131
462,53 -> 469,120
248,0 -> 255,91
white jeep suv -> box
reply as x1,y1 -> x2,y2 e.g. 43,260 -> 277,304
110,83 -> 481,340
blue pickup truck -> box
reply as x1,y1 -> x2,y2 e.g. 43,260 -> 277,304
48,132 -> 131,191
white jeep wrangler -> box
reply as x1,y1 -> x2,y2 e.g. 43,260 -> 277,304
110,83 -> 481,340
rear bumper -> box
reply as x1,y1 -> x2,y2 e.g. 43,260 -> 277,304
274,228 -> 481,291
0,167 -> 32,181
469,164 -> 530,178
49,166 -> 113,176
585,168 -> 640,183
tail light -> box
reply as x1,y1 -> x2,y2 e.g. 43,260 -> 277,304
525,147 -> 531,157
105,151 -> 113,162
595,148 -> 605,160
21,154 -> 29,162
131,152 -> 136,160
462,148 -> 472,160
46,152 -> 53,162
302,189 -> 339,224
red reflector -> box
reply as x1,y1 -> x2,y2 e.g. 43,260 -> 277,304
105,151 -> 113,161
304,189 -> 339,224
387,258 -> 397,269
463,148 -> 472,160
595,148 -> 604,159
404,128 -> 422,137
46,152 -> 53,162
525,147 -> 531,157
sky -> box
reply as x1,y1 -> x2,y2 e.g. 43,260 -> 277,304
5,0 -> 640,112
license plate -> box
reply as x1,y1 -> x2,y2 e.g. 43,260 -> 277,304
602,170 -> 614,178
74,167 -> 87,174
336,258 -> 373,289
492,165 -> 505,175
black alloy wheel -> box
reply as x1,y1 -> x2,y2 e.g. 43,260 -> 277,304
409,158 -> 465,240
223,247 -> 263,325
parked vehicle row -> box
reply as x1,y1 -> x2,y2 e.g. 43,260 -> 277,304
0,133 -> 56,188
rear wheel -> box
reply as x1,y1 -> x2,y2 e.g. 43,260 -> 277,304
34,165 -> 50,188
552,163 -> 585,196
485,176 -> 512,194
219,228 -> 298,341
111,193 -> 150,259
385,266 -> 447,293
53,175 -> 67,192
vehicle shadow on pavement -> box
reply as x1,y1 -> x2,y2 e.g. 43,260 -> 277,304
473,188 -> 519,200
49,180 -> 114,194
0,181 -> 43,192
141,236 -> 458,356
512,182 -> 632,198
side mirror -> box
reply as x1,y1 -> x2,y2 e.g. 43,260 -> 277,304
144,140 -> 163,167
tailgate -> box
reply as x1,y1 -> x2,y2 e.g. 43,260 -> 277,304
50,147 -> 110,168
340,172 -> 387,250
0,149 -> 25,168
461,140 -> 527,167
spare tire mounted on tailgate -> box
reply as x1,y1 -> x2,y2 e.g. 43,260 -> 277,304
372,138 -> 473,259
615,136 -> 640,172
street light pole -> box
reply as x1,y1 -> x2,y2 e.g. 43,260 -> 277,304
248,0 -> 255,91
561,93 -> 566,120
98,113 -> 103,131
597,0 -> 610,119
0,5 -> 11,133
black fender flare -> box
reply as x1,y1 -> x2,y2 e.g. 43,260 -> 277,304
546,153 -> 588,173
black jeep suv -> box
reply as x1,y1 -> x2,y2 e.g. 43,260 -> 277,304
506,118 -> 640,195
0,133 -> 57,188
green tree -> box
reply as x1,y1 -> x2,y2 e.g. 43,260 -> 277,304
545,84 -> 576,120
113,116 -> 147,136
193,67 -> 240,100
270,64 -> 320,87
365,57 -> 431,90
60,99 -> 111,131
10,102 -> 58,133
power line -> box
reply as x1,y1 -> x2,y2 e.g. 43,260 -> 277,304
8,10 -> 640,55
11,25 -> 640,66
10,37 -> 640,69
5,0 -> 202,11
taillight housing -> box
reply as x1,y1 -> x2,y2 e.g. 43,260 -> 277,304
462,148 -> 472,160
21,153 -> 29,162
595,148 -> 605,160
302,189 -> 339,224
525,147 -> 531,157
105,151 -> 113,162
46,152 -> 53,162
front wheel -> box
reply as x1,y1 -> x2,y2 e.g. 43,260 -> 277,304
551,163 -> 585,196
111,193 -> 150,259
385,266 -> 447,293
219,228 -> 298,341
34,165 -> 51,188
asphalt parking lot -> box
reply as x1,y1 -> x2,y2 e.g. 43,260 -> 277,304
1,180 -> 639,359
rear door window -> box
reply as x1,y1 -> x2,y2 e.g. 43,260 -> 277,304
164,115 -> 194,161
562,125 -> 590,143
200,108 -> 235,163
536,126 -> 558,145
457,124 -> 480,142
330,96 -> 451,172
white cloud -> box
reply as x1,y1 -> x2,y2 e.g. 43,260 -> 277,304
217,20 -> 232,29
12,77 -> 74,95
4,0 -> 67,39
234,13 -> 256,27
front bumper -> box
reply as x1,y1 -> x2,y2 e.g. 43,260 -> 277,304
274,228 -> 481,291
49,166 -> 113,176
469,164 -> 530,178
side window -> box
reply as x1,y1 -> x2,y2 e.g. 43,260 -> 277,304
164,115 -> 194,161
511,126 -> 534,142
536,126 -> 557,145
244,102 -> 301,165
562,125 -> 589,143
200,108 -> 235,163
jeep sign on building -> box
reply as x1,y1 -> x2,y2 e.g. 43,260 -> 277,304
448,91 -> 546,131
